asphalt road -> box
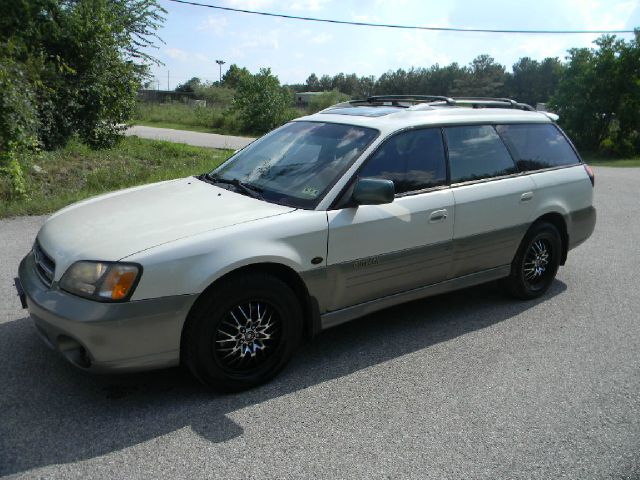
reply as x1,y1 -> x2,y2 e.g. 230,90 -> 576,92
1,167 -> 638,479
125,125 -> 255,150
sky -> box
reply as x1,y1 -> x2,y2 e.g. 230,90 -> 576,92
145,0 -> 640,89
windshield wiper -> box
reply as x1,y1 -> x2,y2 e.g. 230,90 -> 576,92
200,173 -> 264,200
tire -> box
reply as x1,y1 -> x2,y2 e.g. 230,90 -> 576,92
505,222 -> 562,300
182,273 -> 302,393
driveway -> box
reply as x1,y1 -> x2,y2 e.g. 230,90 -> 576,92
126,125 -> 255,150
0,167 -> 638,479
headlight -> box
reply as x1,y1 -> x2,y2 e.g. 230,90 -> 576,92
60,261 -> 142,302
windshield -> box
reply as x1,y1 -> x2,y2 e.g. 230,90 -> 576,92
209,121 -> 379,208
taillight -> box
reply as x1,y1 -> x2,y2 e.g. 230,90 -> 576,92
584,164 -> 595,187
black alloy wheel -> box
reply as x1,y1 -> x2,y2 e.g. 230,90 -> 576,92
505,222 -> 562,300
182,273 -> 302,393
213,300 -> 282,373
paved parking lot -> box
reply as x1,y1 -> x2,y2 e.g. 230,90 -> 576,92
1,167 -> 638,479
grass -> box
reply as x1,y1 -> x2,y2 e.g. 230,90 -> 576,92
582,155 -> 640,167
132,120 -> 222,134
133,102 -> 244,135
132,102 -> 305,136
1,137 -> 232,218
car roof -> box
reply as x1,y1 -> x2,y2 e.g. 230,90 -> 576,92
296,105 -> 554,135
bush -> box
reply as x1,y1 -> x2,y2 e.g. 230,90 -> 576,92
133,102 -> 244,135
135,102 -> 210,127
234,68 -> 291,134
0,47 -> 38,200
194,85 -> 235,108
0,0 -> 165,152
307,90 -> 351,114
599,136 -> 637,158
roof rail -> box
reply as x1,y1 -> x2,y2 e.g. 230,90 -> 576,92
358,95 -> 456,106
447,97 -> 536,111
327,95 -> 536,112
348,95 -> 453,107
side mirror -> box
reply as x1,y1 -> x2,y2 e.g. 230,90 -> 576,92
352,177 -> 395,205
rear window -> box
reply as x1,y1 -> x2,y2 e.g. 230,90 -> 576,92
496,124 -> 580,171
445,125 -> 517,183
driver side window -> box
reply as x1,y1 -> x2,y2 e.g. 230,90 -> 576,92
359,128 -> 447,195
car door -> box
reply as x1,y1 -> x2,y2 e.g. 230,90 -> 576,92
444,124 -> 536,278
325,128 -> 454,312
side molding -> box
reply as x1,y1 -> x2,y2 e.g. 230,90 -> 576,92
320,265 -> 511,330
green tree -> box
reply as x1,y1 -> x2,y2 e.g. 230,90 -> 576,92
552,32 -> 640,154
452,55 -> 507,97
375,68 -> 410,94
614,32 -> 640,153
355,75 -> 375,98
507,57 -> 563,106
222,64 -> 251,89
537,57 -> 565,103
305,73 -> 320,91
0,0 -> 165,150
234,68 -> 290,134
329,73 -> 357,95
318,74 -> 332,91
426,63 -> 466,96
175,77 -> 201,93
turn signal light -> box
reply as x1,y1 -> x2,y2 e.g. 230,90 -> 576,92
102,269 -> 138,300
584,164 -> 595,187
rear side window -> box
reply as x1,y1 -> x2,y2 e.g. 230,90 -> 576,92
359,128 -> 447,194
445,125 -> 516,183
496,124 -> 580,171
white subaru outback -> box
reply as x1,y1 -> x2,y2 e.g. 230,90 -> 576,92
16,96 -> 596,392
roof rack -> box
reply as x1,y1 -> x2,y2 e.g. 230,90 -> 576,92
449,97 -> 536,111
359,95 -> 456,106
331,95 -> 535,112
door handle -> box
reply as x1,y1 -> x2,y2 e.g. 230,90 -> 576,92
429,209 -> 448,222
520,191 -> 534,202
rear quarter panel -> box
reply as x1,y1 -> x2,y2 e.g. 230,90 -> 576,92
528,165 -> 594,227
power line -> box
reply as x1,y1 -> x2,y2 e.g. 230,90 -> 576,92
167,0 -> 636,35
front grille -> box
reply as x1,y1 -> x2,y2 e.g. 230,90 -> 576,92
33,241 -> 55,288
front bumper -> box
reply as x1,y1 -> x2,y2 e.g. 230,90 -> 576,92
18,251 -> 198,373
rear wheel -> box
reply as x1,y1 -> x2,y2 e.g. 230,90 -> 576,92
505,222 -> 562,300
182,273 -> 302,392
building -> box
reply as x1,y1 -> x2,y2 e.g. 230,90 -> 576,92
295,91 -> 324,106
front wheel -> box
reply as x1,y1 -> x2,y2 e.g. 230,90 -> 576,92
182,273 -> 302,392
505,222 -> 562,300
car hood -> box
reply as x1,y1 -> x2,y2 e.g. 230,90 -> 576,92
38,177 -> 295,278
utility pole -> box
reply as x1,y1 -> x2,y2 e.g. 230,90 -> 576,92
216,60 -> 226,83
167,70 -> 170,91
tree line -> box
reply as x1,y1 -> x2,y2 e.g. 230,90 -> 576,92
293,54 -> 562,108
178,31 -> 640,157
291,34 -> 640,156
